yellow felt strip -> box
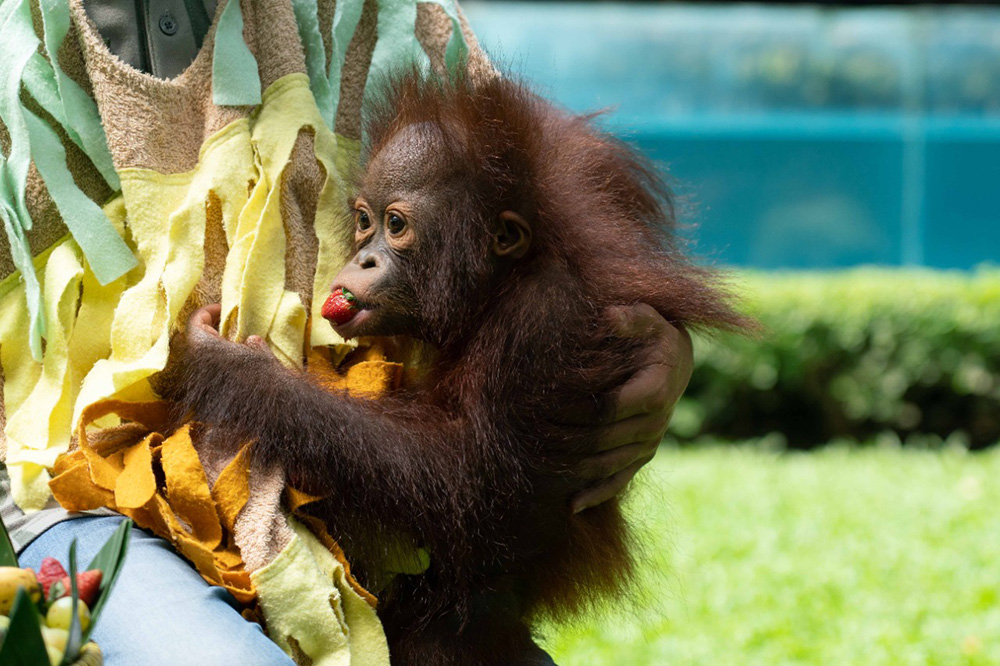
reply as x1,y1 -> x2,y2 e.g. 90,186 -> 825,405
220,74 -> 358,361
4,242 -> 82,508
309,116 -> 359,351
222,76 -> 305,356
72,120 -> 255,427
252,516 -> 390,666
293,518 -> 389,666
267,289 -> 308,370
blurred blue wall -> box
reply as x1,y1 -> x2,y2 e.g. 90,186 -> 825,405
463,3 -> 1000,269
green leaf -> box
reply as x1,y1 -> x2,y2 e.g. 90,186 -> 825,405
61,541 -> 83,666
0,490 -> 18,567
82,518 -> 132,644
47,578 -> 67,604
0,587 -> 48,665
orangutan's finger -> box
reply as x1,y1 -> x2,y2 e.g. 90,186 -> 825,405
188,304 -> 223,344
246,335 -> 268,350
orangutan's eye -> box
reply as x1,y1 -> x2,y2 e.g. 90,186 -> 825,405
387,213 -> 406,236
357,210 -> 372,231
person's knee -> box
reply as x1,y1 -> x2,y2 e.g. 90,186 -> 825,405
21,517 -> 294,666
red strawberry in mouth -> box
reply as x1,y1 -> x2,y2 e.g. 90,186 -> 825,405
322,287 -> 361,325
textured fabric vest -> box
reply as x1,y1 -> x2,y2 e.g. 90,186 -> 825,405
0,0 -> 490,662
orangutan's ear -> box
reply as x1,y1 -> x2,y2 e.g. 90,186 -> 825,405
493,211 -> 532,259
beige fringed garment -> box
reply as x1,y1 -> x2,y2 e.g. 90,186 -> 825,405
0,0 -> 491,663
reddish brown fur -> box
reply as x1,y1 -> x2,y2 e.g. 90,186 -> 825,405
174,70 -> 747,665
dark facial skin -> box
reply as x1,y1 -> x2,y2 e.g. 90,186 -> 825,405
330,124 -> 453,340
330,123 -> 530,341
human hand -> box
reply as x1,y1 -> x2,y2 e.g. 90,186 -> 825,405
570,304 -> 694,514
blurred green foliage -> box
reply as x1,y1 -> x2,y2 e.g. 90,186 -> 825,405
672,268 -> 1000,448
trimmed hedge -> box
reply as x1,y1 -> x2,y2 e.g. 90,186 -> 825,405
671,268 -> 1000,448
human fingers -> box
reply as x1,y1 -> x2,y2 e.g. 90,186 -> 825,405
570,457 -> 650,514
596,407 -> 672,453
575,439 -> 658,483
612,321 -> 693,422
607,303 -> 669,340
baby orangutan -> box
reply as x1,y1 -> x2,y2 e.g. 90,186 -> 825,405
173,70 -> 745,665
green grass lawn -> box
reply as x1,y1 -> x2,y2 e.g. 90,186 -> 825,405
540,444 -> 1000,665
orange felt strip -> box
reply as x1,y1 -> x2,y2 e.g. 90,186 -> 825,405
46,341 -> 400,610
212,445 -> 252,533
48,460 -> 117,511
78,433 -> 124,491
160,425 -> 223,549
114,433 -> 161,509
343,360 -> 403,399
51,449 -> 85,476
285,485 -> 323,512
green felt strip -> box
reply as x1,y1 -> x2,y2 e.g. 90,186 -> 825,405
0,0 -> 38,230
326,0 -> 365,123
23,108 -> 137,286
0,0 -> 18,40
367,0 -> 427,108
37,0 -> 120,189
423,0 -> 468,74
291,0 -> 335,125
0,0 -> 46,359
212,0 -> 262,106
365,0 -> 467,109
22,54 -> 67,125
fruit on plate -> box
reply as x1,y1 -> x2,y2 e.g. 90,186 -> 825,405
49,569 -> 103,607
46,596 -> 91,632
0,566 -> 41,614
37,557 -> 68,598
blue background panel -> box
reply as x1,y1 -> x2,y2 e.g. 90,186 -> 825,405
464,2 -> 1000,270
640,131 -> 904,268
923,135 -> 1000,269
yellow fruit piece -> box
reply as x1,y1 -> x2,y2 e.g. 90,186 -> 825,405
45,596 -> 91,632
42,625 -> 69,651
46,643 -> 64,666
0,567 -> 41,614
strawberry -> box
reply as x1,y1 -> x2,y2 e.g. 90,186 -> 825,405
321,287 -> 360,325
53,570 -> 103,607
37,557 -> 68,598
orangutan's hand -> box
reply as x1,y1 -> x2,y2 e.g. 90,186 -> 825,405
570,304 -> 693,514
158,304 -> 276,401
185,303 -> 273,355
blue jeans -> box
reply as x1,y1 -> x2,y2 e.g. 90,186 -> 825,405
20,516 -> 293,666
